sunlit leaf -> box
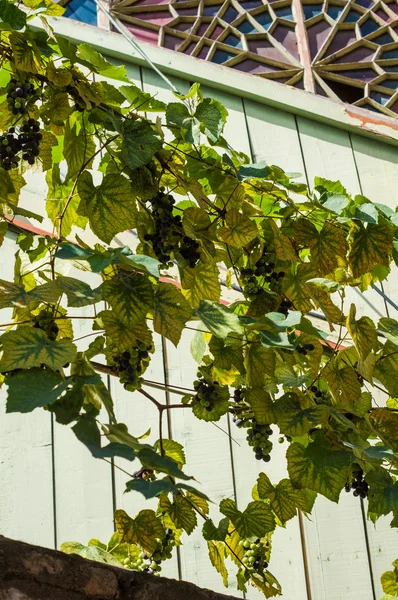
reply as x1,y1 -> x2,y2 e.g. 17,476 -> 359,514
153,283 -> 192,346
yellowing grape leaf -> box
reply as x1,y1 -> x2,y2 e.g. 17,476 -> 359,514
181,261 -> 221,308
270,220 -> 298,262
368,408 -> 398,452
218,208 -> 258,247
272,393 -> 330,436
246,387 -> 275,425
115,509 -> 165,555
324,361 -> 361,410
208,541 -> 228,587
374,341 -> 398,398
169,494 -> 197,534
102,275 -> 154,328
196,300 -> 242,339
245,342 -> 276,387
305,282 -> 345,325
64,122 -> 96,180
287,436 -> 350,503
367,470 -> 398,516
0,328 -> 76,372
349,221 -> 393,278
295,219 -> 347,275
347,304 -> 379,360
282,264 -> 315,313
77,171 -> 137,244
153,283 -> 192,346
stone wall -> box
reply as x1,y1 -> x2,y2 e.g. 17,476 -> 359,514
0,536 -> 240,600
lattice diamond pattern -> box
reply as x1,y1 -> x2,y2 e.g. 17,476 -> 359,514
110,0 -> 398,116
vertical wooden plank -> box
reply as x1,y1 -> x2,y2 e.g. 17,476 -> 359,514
165,331 -> 238,596
53,268 -> 114,549
349,133 -> 398,599
296,120 -> 376,600
0,232 -> 55,548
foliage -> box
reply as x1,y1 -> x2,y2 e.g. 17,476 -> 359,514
0,1 -> 398,596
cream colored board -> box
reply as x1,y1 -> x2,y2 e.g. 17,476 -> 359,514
229,418 -> 308,600
53,267 -> 114,549
243,99 -> 305,177
350,134 -> 398,204
294,121 -> 376,600
302,496 -> 374,600
164,331 -> 239,596
296,117 -> 362,195
349,133 -> 398,599
0,233 -> 54,548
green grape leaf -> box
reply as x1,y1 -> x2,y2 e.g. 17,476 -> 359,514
324,359 -> 361,410
102,274 -> 153,328
46,166 -> 88,238
202,517 -> 229,541
77,171 -> 137,244
181,261 -> 221,308
218,208 -> 258,247
76,44 -> 128,81
374,342 -> 398,398
120,253 -> 160,279
256,474 -> 298,524
368,408 -> 398,452
155,439 -> 186,466
0,0 -> 26,30
378,318 -> 398,346
137,447 -> 191,480
38,130 -> 58,172
195,98 -> 228,143
121,119 -> 162,170
0,279 -> 60,309
9,32 -> 43,73
208,541 -> 228,587
237,160 -> 271,180
287,436 -> 350,503
273,393 -> 330,436
56,276 -> 101,308
349,221 -> 393,277
367,470 -> 398,516
209,336 -> 244,372
220,498 -> 275,538
6,368 -> 71,413
169,494 -> 197,534
125,478 -> 208,500
245,342 -> 276,387
153,283 -> 192,346
347,304 -> 378,360
119,84 -> 166,112
0,328 -> 76,372
166,103 -> 200,144
196,300 -> 242,339
380,560 -> 398,596
64,122 -> 96,181
246,388 -> 275,425
115,508 -> 165,555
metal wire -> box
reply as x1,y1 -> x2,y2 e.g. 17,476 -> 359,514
374,284 -> 398,314
93,0 -> 181,94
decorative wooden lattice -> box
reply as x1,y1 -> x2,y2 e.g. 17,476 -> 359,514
110,0 -> 398,116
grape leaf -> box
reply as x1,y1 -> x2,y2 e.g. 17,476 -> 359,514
0,328 -> 76,372
6,368 -> 70,413
195,98 -> 228,143
367,470 -> 398,516
295,219 -> 347,275
378,318 -> 398,346
102,275 -> 153,328
374,342 -> 398,398
196,300 -> 242,339
56,276 -> 101,308
202,517 -> 229,541
168,494 -> 197,534
115,509 -> 165,555
76,44 -> 128,81
0,0 -> 26,30
347,304 -> 378,360
64,122 -> 96,181
287,436 -> 350,503
153,283 -> 192,346
368,408 -> 398,453
218,208 -> 258,247
208,541 -> 228,586
272,393 -> 330,436
121,119 -> 162,170
77,171 -> 137,244
349,221 -> 393,277
245,342 -> 276,387
220,498 -> 275,537
181,261 -> 221,308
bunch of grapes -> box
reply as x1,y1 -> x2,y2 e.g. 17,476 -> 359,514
296,342 -> 315,356
0,127 -> 21,171
112,342 -> 153,390
233,411 -> 273,462
277,298 -> 293,316
6,77 -> 39,116
19,120 -> 42,165
33,309 -> 59,341
0,120 -> 42,171
345,469 -> 369,499
193,376 -> 221,412
240,250 -> 285,297
240,538 -> 269,575
308,385 -> 330,405
123,529 -> 175,575
144,190 -> 200,268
